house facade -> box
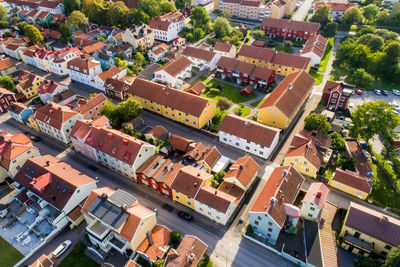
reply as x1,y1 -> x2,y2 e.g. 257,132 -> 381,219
301,182 -> 329,221
329,169 -> 372,200
300,34 -> 328,67
92,66 -> 127,91
154,55 -> 192,88
322,80 -> 353,111
314,2 -> 357,21
121,24 -> 154,49
67,56 -> 102,88
0,57 -> 17,75
219,0 -> 270,21
7,102 -> 34,123
0,88 -> 17,112
38,80 -> 69,104
149,11 -> 185,42
261,18 -> 320,41
214,42 -> 236,58
15,70 -> 45,99
182,47 -> 221,71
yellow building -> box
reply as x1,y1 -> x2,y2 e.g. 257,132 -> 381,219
28,113 -> 41,132
196,147 -> 221,173
258,70 -> 315,129
237,45 -> 311,76
128,78 -> 216,129
171,166 -> 213,209
339,202 -> 400,258
328,169 -> 371,200
15,70 -> 44,99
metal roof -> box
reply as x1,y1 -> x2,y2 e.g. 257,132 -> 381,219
86,197 -> 129,229
108,189 -> 137,207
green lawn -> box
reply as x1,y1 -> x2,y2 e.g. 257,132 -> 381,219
0,236 -> 23,267
324,166 -> 335,179
245,30 -> 251,45
310,71 -> 323,85
233,105 -> 251,117
201,79 -> 257,104
250,99 -> 265,108
318,37 -> 335,73
59,243 -> 99,267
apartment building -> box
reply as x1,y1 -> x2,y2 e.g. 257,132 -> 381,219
149,11 -> 185,42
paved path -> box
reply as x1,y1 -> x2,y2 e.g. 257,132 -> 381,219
292,0 -> 313,21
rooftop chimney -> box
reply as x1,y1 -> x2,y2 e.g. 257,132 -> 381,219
146,231 -> 154,246
288,84 -> 293,90
45,160 -> 50,167
270,197 -> 276,207
316,192 -> 321,198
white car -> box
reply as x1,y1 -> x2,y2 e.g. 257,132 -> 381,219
53,240 -> 72,258
393,90 -> 400,96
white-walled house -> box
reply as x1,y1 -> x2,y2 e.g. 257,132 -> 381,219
38,0 -> 64,14
13,155 -> 97,230
214,42 -> 236,58
67,56 -> 102,88
47,47 -> 82,76
219,114 -> 280,160
182,47 -> 221,71
38,80 -> 69,104
300,35 -> 328,67
149,11 -> 185,42
33,103 -> 83,144
92,66 -> 127,91
154,56 -> 192,88
250,166 -> 304,245
301,182 -> 330,221
223,156 -> 259,192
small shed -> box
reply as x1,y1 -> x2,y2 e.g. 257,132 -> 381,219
241,85 -> 255,96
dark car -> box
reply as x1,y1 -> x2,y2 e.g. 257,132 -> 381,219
177,211 -> 193,222
382,90 -> 389,96
29,135 -> 41,142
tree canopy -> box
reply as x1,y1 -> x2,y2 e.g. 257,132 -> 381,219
63,0 -> 81,15
190,6 -> 211,30
310,4 -> 332,28
384,247 -> 400,266
304,113 -> 331,133
67,10 -> 89,29
0,76 -> 16,92
106,1 -> 129,28
100,98 -> 143,128
323,21 -> 337,38
23,24 -> 43,44
59,23 -> 72,42
342,7 -> 364,25
175,0 -> 192,10
0,5 -> 7,22
351,100 -> 400,141
213,17 -> 231,38
329,132 -> 346,152
362,4 -> 379,21
217,97 -> 233,111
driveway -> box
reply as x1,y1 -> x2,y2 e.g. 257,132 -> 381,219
348,90 -> 400,110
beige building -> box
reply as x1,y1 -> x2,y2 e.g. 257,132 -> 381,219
122,24 -> 154,50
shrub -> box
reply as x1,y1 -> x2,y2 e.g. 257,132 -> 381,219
209,88 -> 220,95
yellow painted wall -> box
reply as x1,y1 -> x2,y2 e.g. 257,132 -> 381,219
328,180 -> 369,200
130,214 -> 157,251
238,57 -> 311,76
284,156 -> 318,178
173,189 -> 195,209
28,116 -> 41,132
199,100 -> 216,128
258,106 -> 288,129
17,77 -> 44,99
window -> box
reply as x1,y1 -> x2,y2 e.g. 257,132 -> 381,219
268,228 -> 272,232
176,196 -> 179,199
267,233 -> 271,238
236,142 -> 239,146
305,168 -> 309,172
246,146 -> 250,150
188,202 -> 191,205
385,245 -> 392,250
310,207 -> 315,211
200,208 -> 203,211
308,213 -> 313,217
381,251 -> 388,257
254,220 -> 259,225
268,222 -> 272,226
353,232 -> 361,238
257,216 -> 262,220
259,151 -> 263,155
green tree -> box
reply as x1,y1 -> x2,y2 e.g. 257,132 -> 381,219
23,24 -> 43,44
107,1 -> 129,28
375,9 -> 391,25
67,10 -> 88,29
252,29 -> 265,40
329,132 -> 346,152
0,76 -> 16,92
345,68 -> 374,87
175,0 -> 192,9
323,21 -> 337,37
375,29 -> 398,40
100,98 -> 143,128
357,34 -> 384,51
351,100 -> 400,141
310,4 -> 332,28
190,6 -> 211,31
160,0 -> 176,14
342,7 -> 364,25
356,258 -> 383,267
385,42 -> 400,63
362,4 -> 379,21
0,5 -> 7,21
82,0 -> 107,24
0,21 -> 9,29
213,17 -> 231,38
59,23 -> 72,42
304,113 -> 331,133
128,9 -> 150,24
337,153 -> 356,171
155,259 -> 166,267
114,57 -> 128,67
217,97 -> 233,111
17,21 -> 29,34
138,0 -> 161,20
221,10 -> 232,19
63,0 -> 81,15
169,230 -> 181,248
384,247 -> 400,267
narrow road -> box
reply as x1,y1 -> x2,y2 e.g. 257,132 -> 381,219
292,0 -> 313,21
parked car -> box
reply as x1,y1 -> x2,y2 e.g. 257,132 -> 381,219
53,240 -> 72,258
382,90 -> 389,96
393,89 -> 400,96
177,211 -> 193,222
29,135 -> 41,142
374,89 -> 382,95
354,88 -> 363,95
348,103 -> 355,109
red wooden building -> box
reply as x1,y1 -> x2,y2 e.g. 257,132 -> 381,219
0,88 -> 17,113
322,81 -> 354,111
261,18 -> 320,41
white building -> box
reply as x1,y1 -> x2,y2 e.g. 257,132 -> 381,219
47,47 -> 82,76
33,48 -> 52,72
300,34 -> 328,67
148,43 -> 169,62
38,80 -> 69,104
154,56 -> 192,88
13,155 -> 97,230
301,182 -> 330,221
33,103 -> 83,144
67,56 -> 102,88
149,11 -> 185,42
214,42 -> 236,58
92,66 -> 127,91
249,166 -> 304,245
182,47 -> 221,71
314,2 -> 357,21
219,114 -> 280,160
38,0 -> 64,14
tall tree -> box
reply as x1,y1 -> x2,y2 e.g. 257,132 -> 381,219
137,0 -> 161,20
213,17 -> 231,38
342,6 -> 364,25
385,42 -> 400,63
304,113 -> 331,133
160,0 -> 176,14
0,76 -> 16,92
59,23 -> 72,42
0,5 -> 7,21
190,6 -> 211,31
100,98 -> 143,129
362,4 -> 379,21
23,24 -> 43,44
82,0 -> 107,24
323,21 -> 337,37
357,33 -> 384,51
351,100 -> 400,141
67,10 -> 88,29
384,247 -> 400,267
310,4 -> 332,28
345,68 -> 374,87
107,1 -> 129,28
329,132 -> 346,152
217,97 -> 233,111
175,0 -> 192,10
63,0 -> 81,15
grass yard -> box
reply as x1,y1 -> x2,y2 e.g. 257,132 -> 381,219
245,30 -> 251,45
0,236 -> 23,267
318,37 -> 335,73
233,105 -> 251,117
250,99 -> 264,108
310,71 -> 323,85
201,79 -> 257,104
59,243 -> 99,267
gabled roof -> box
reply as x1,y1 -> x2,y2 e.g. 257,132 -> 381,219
332,169 -> 372,193
137,225 -> 171,262
14,155 -> 96,211
38,80 -> 67,95
224,156 -> 259,189
286,138 -> 322,169
345,202 -> 400,247
185,81 -> 206,95
29,254 -> 53,267
195,185 -> 236,213
214,42 -> 234,53
315,2 -> 357,12
0,57 -> 15,71
220,114 -> 280,148
128,78 -> 212,117
250,166 -> 304,227
156,55 -> 192,77
67,57 -> 100,73
345,138 -> 372,178
302,182 -> 329,208
0,87 -> 15,96
300,34 -> 328,58
146,125 -> 168,140
34,103 -> 79,130
259,70 -> 315,118
149,11 -> 185,31
182,46 -> 217,62
164,236 -> 207,267
183,142 -> 208,161
198,146 -> 221,169
0,132 -> 36,170
82,42 -> 106,54
170,166 -> 212,198
167,134 -> 194,152
238,45 -> 275,62
261,17 -> 320,33
322,80 -> 354,97
7,102 -> 31,115
73,93 -> 107,116
15,70 -> 42,90
97,66 -> 125,82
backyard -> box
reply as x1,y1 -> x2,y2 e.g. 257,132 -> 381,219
0,236 -> 24,267
59,243 -> 99,267
310,71 -> 323,85
233,105 -> 251,117
318,37 -> 335,73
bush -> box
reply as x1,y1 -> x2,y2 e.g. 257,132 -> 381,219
283,40 -> 293,47
169,230 -> 182,249
209,88 -> 220,95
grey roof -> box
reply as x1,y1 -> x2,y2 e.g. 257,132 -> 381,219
138,63 -> 161,79
108,189 -> 137,207
86,196 -> 129,229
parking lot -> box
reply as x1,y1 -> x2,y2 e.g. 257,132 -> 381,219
348,89 -> 400,112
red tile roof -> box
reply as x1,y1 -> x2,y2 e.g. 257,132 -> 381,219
38,80 -> 67,95
67,57 -> 100,73
332,169 -> 372,193
165,236 -> 207,267
195,185 -> 236,213
261,18 -> 320,33
137,225 -> 171,262
149,11 -> 185,31
167,134 -> 194,152
185,81 -> 206,95
224,156 -> 259,189
170,166 -> 212,198
157,55 -> 192,77
302,182 -> 329,208
315,2 -> 357,12
97,66 -> 125,82
34,103 -> 79,130
0,133 -> 36,170
182,46 -> 217,62
345,138 -> 372,178
0,58 -> 15,71
214,42 -> 234,53
300,34 -> 328,58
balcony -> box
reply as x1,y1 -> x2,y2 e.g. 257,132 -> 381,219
258,80 -> 267,85
233,72 -> 240,77
343,234 -> 374,253
87,220 -> 111,240
109,236 -> 128,253
217,67 -> 224,73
